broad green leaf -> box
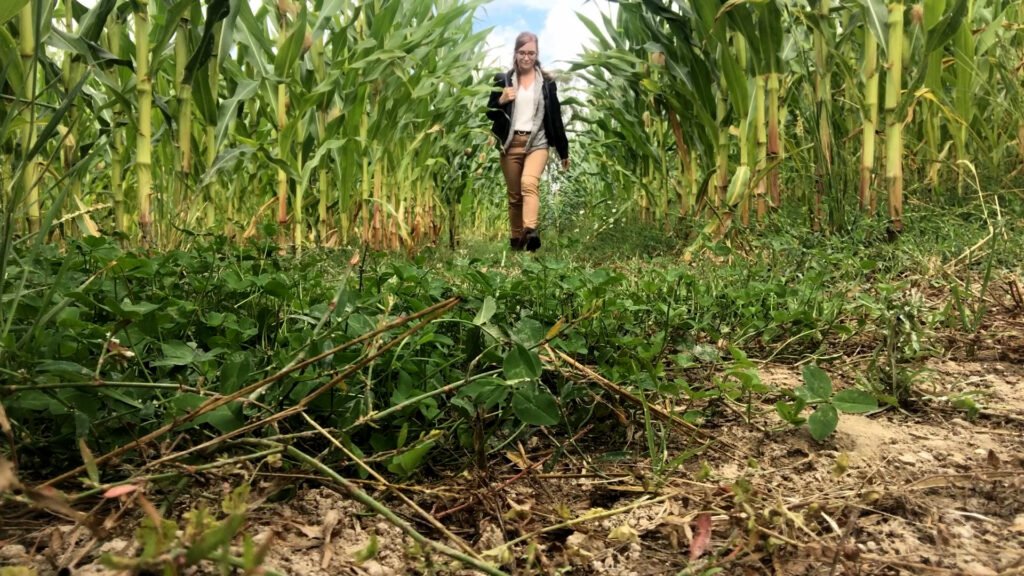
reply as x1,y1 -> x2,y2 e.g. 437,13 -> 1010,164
195,403 -> 245,433
923,0 -> 946,30
219,352 -> 252,393
512,317 -> 546,347
0,0 -> 28,27
503,343 -> 541,383
808,404 -> 838,441
313,0 -> 346,34
473,296 -> 496,325
775,398 -> 806,425
386,436 -> 437,477
118,300 -> 162,319
155,341 -> 196,367
511,384 -> 560,426
832,390 -> 878,414
456,378 -> 509,411
35,360 -> 91,379
800,365 -> 833,402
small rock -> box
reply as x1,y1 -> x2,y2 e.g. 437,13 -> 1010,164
0,544 -> 27,561
916,451 -> 936,463
897,453 -> 918,465
1011,514 -> 1024,532
866,541 -> 879,551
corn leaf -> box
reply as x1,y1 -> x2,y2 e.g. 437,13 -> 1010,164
857,0 -> 888,56
0,0 -> 28,27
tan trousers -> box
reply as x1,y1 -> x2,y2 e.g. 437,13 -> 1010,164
500,134 -> 548,240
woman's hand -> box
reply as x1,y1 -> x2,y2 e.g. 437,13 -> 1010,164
561,157 -> 570,171
498,87 -> 516,105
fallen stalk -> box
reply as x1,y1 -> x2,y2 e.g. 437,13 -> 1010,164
272,442 -> 510,576
435,423 -> 594,520
545,345 -> 746,459
485,493 -> 677,556
43,297 -> 460,487
299,412 -> 482,559
140,300 -> 458,470
70,446 -> 285,501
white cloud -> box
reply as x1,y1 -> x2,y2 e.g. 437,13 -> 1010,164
538,1 -> 616,69
481,1 -> 617,72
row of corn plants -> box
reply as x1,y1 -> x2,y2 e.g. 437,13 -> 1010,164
575,0 -> 1024,236
1,0 -> 495,252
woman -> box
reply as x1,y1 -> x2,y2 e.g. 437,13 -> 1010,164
486,32 -> 570,252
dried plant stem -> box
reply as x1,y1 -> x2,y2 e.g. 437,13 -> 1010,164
71,447 -> 285,501
299,412 -> 481,559
546,345 -> 746,459
279,443 -> 510,576
141,300 -> 458,470
485,493 -> 676,556
43,298 -> 459,487
435,424 -> 594,520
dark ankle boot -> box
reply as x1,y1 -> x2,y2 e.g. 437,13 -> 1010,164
523,228 -> 541,252
510,237 -> 525,251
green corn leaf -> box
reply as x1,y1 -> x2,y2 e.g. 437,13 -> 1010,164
214,78 -> 260,148
858,0 -> 889,56
0,0 -> 28,27
924,0 -> 968,55
77,0 -> 117,43
274,5 -> 308,80
149,0 -> 192,72
183,0 -> 232,85
0,27 -> 25,97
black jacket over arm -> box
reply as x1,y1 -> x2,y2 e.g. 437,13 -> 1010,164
486,72 -> 569,161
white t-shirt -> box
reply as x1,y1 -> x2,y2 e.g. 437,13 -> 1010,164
513,81 -> 537,132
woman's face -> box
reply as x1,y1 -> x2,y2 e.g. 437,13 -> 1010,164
516,41 -> 538,70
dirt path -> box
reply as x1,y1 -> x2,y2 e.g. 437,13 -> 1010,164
2,360 -> 1022,575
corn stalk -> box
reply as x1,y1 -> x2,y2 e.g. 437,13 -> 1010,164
885,2 -> 905,233
134,0 -> 154,243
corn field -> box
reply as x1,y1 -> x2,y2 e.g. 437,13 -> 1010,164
2,0 -> 1023,252
576,0 -> 1024,236
1,0 -> 493,253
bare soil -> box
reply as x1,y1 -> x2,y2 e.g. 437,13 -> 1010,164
3,354 -> 1023,575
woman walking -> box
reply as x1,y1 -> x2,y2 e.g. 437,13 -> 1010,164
486,32 -> 570,252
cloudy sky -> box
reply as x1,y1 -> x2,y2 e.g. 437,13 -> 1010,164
475,0 -> 617,71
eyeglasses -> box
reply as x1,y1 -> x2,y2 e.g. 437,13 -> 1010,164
516,51 -> 537,58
